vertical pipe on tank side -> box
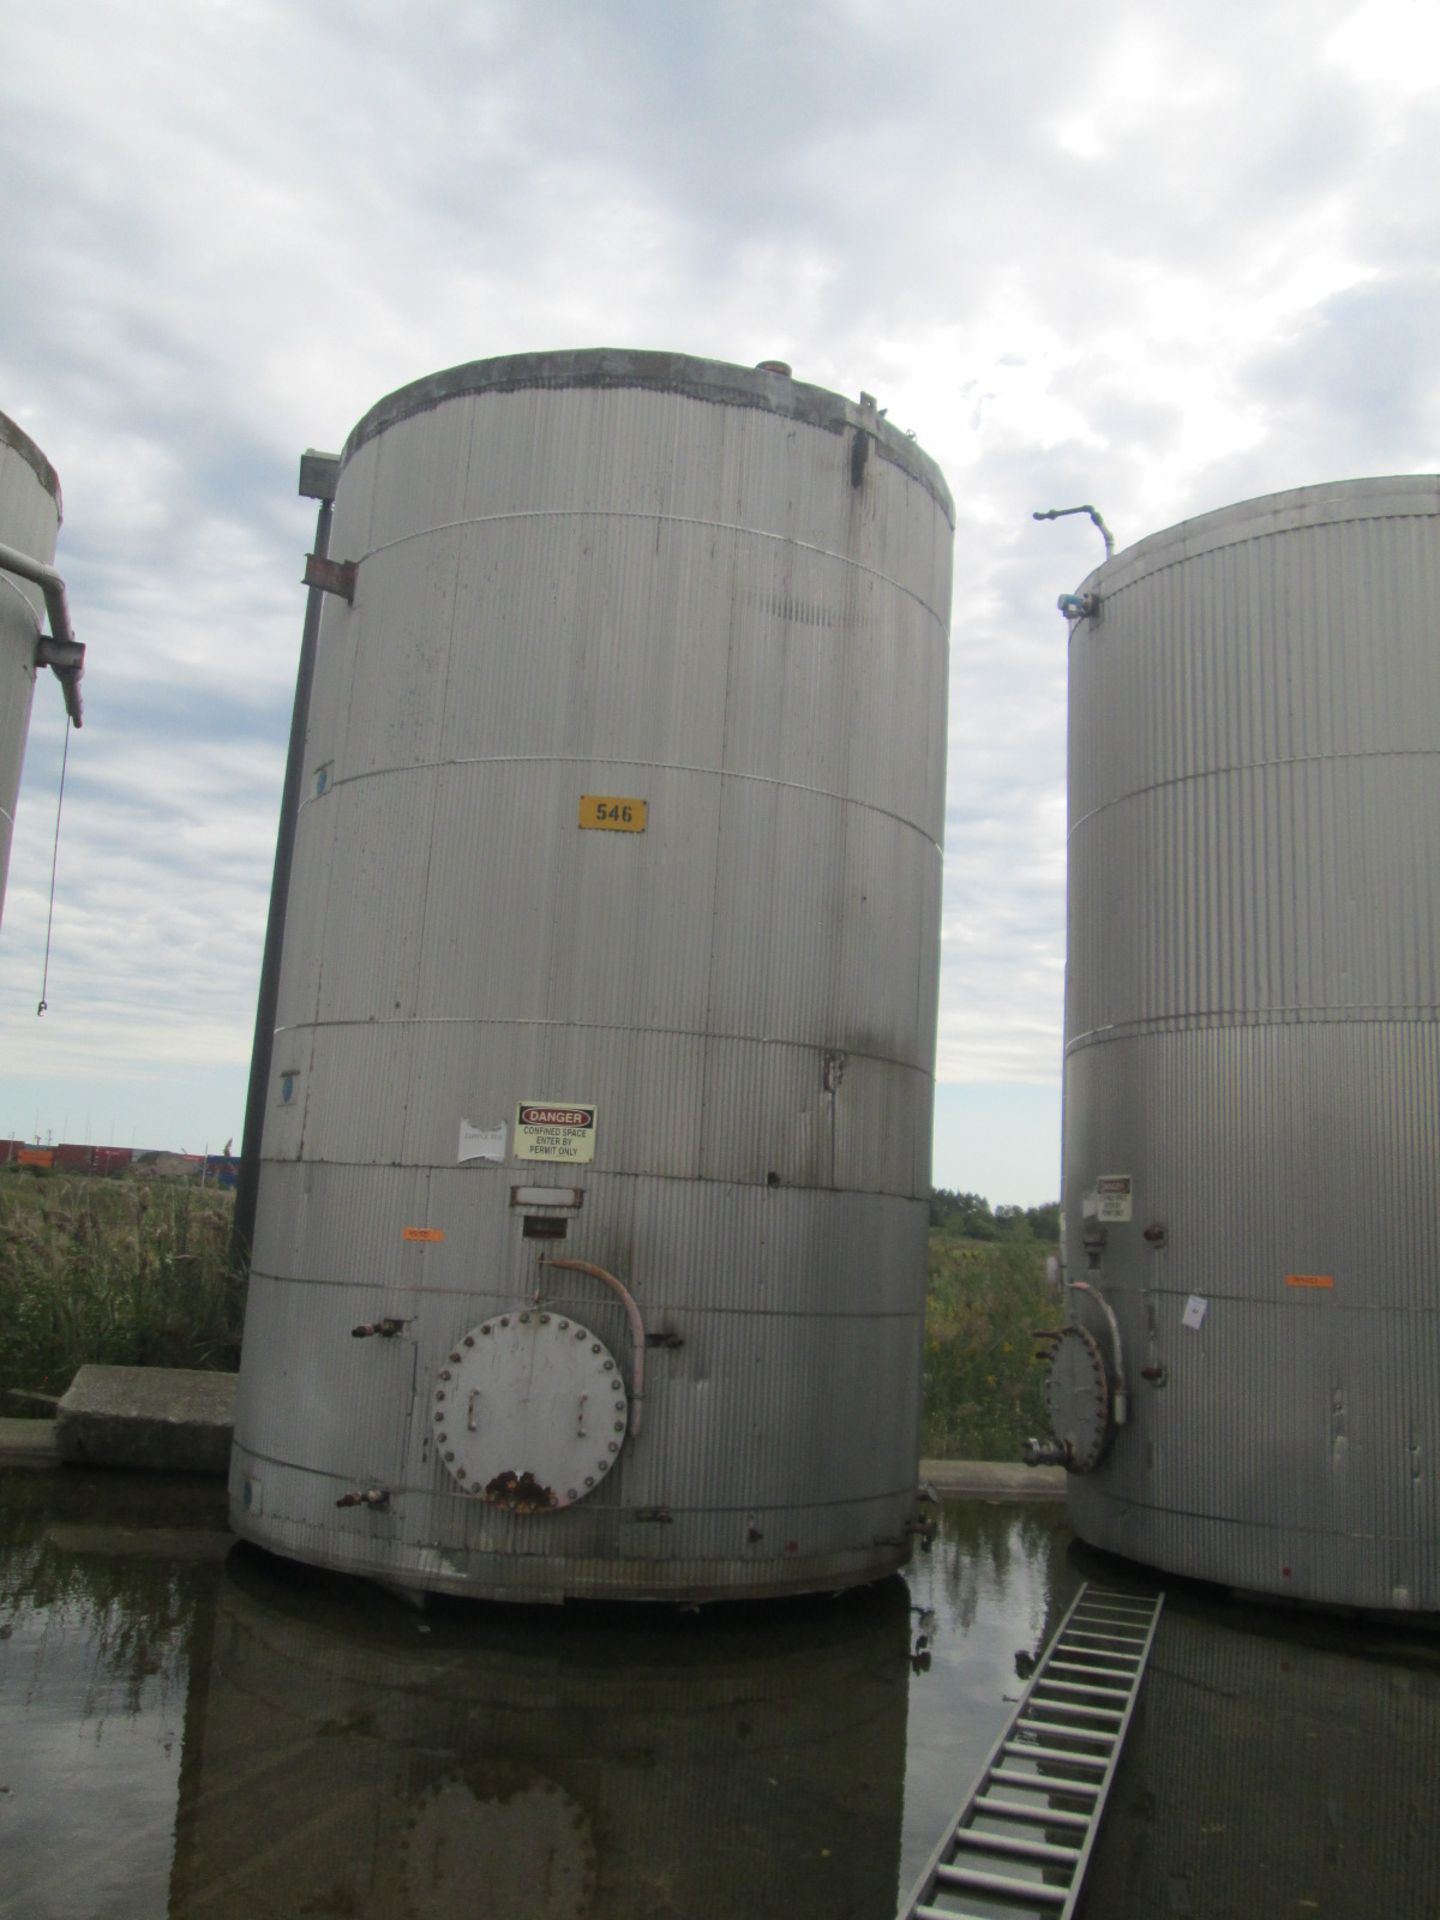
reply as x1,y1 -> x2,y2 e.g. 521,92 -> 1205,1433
233,455 -> 337,1263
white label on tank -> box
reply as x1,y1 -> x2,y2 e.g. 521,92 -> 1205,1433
457,1118 -> 507,1164
510,1185 -> 584,1208
1095,1175 -> 1133,1222
1182,1294 -> 1208,1332
514,1099 -> 598,1164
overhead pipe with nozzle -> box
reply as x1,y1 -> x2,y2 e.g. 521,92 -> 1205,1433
0,539 -> 84,725
1032,503 -> 1115,560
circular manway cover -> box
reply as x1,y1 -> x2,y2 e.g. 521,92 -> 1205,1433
1042,1323 -> 1113,1474
432,1312 -> 629,1512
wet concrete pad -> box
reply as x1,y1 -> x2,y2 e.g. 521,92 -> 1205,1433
55,1365 -> 236,1474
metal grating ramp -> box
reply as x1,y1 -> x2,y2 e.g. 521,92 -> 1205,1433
899,1582 -> 1164,1920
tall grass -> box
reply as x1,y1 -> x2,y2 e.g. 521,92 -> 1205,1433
922,1230 -> 1059,1460
0,1172 -> 245,1414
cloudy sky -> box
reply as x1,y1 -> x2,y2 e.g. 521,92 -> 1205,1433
2,0 -> 1438,1203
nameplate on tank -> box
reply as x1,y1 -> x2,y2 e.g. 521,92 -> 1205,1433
1285,1273 -> 1335,1289
515,1101 -> 598,1164
510,1185 -> 584,1208
579,795 -> 647,832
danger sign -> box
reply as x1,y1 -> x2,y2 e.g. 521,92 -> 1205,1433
515,1098 -> 598,1164
1094,1174 -> 1132,1222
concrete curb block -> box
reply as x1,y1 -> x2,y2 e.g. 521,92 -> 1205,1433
0,1416 -> 61,1465
919,1459 -> 1066,1500
54,1365 -> 236,1475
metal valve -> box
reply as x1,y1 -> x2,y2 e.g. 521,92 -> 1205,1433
336,1487 -> 391,1511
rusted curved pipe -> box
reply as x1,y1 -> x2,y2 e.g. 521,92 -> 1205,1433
1068,1277 -> 1128,1425
539,1256 -> 647,1439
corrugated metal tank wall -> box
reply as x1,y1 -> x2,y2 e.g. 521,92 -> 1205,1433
231,350 -> 954,1601
1062,477 -> 1440,1610
0,414 -> 63,928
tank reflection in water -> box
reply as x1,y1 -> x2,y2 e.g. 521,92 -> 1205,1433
13,1473 -> 1430,1919
1,1471 -> 1080,1920
170,1547 -> 913,1920
1079,1579 -> 1440,1920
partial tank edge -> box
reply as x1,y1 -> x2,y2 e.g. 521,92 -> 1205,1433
0,409 -> 63,522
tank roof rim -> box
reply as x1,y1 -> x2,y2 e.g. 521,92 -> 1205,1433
0,409 -> 63,522
338,348 -> 954,525
1080,470 -> 1440,597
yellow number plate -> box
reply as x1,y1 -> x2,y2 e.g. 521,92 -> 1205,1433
579,795 -> 647,832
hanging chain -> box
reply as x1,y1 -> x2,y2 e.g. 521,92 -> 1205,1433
37,716 -> 71,1017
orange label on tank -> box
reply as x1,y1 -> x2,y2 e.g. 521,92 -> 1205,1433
1285,1273 -> 1334,1289
402,1227 -> 445,1243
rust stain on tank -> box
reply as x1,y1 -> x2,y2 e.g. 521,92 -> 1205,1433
483,1468 -> 559,1515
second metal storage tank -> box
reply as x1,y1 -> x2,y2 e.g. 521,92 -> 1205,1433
231,349 -> 954,1602
0,413 -> 64,928
1051,476 -> 1440,1611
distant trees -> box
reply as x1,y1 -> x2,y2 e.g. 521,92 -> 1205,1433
928,1188 -> 1060,1243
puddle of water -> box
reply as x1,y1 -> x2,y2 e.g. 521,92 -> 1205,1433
0,1471 -> 223,1920
1077,1575 -> 1440,1920
2,1467 -> 1435,1919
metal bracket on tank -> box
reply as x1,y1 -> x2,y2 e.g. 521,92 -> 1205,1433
303,553 -> 358,604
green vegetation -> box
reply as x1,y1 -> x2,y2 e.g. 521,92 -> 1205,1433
922,1195 -> 1060,1461
0,1172 -> 244,1415
928,1188 -> 1060,1244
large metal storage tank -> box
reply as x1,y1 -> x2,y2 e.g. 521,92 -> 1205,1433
0,413 -> 64,927
1056,476 -> 1440,1611
231,349 -> 954,1602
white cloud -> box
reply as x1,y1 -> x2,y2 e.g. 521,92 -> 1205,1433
1326,0 -> 1440,94
2,0 -> 1438,1197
